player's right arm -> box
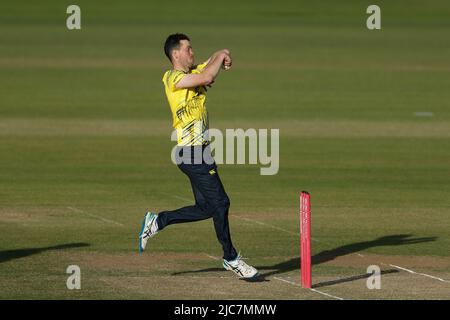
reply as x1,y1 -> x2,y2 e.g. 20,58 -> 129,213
175,51 -> 230,89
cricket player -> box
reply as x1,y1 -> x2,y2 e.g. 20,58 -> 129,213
138,33 -> 259,279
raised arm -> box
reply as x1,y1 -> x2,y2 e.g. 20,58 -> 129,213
202,49 -> 230,66
175,50 -> 231,89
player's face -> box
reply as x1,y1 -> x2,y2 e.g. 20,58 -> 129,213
178,40 -> 194,68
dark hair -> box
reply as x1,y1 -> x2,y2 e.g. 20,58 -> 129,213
164,33 -> 190,62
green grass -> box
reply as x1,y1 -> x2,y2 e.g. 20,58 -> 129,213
0,0 -> 450,299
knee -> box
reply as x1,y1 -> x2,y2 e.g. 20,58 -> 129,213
212,196 -> 230,215
196,199 -> 208,211
223,196 -> 230,209
195,195 -> 229,213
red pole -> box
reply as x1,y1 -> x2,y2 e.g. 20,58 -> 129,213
300,191 -> 312,288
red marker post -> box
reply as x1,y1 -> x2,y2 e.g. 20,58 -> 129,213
300,191 -> 312,288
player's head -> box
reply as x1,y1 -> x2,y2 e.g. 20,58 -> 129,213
164,33 -> 194,68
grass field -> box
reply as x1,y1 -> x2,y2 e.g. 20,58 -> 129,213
1,0 -> 450,299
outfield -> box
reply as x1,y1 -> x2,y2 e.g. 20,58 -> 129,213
1,0 -> 450,299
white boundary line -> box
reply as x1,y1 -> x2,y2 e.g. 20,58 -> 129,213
387,264 -> 450,283
230,214 -> 321,242
273,277 -> 344,300
203,253 -> 221,261
231,215 -> 298,237
355,254 -> 450,284
161,193 -> 192,203
171,194 -> 194,202
67,206 -> 124,227
309,288 -> 345,300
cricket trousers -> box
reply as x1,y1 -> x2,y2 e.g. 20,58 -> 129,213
156,145 -> 238,261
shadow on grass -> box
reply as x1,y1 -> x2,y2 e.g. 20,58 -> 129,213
172,234 -> 436,283
0,243 -> 90,264
312,269 -> 399,288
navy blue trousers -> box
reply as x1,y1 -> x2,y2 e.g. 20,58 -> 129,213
156,146 -> 238,261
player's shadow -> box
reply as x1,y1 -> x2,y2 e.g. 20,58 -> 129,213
0,243 -> 90,264
312,269 -> 399,288
257,234 -> 436,279
171,234 -> 436,282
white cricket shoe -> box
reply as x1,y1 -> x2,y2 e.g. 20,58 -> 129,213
223,254 -> 259,279
138,212 -> 159,253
